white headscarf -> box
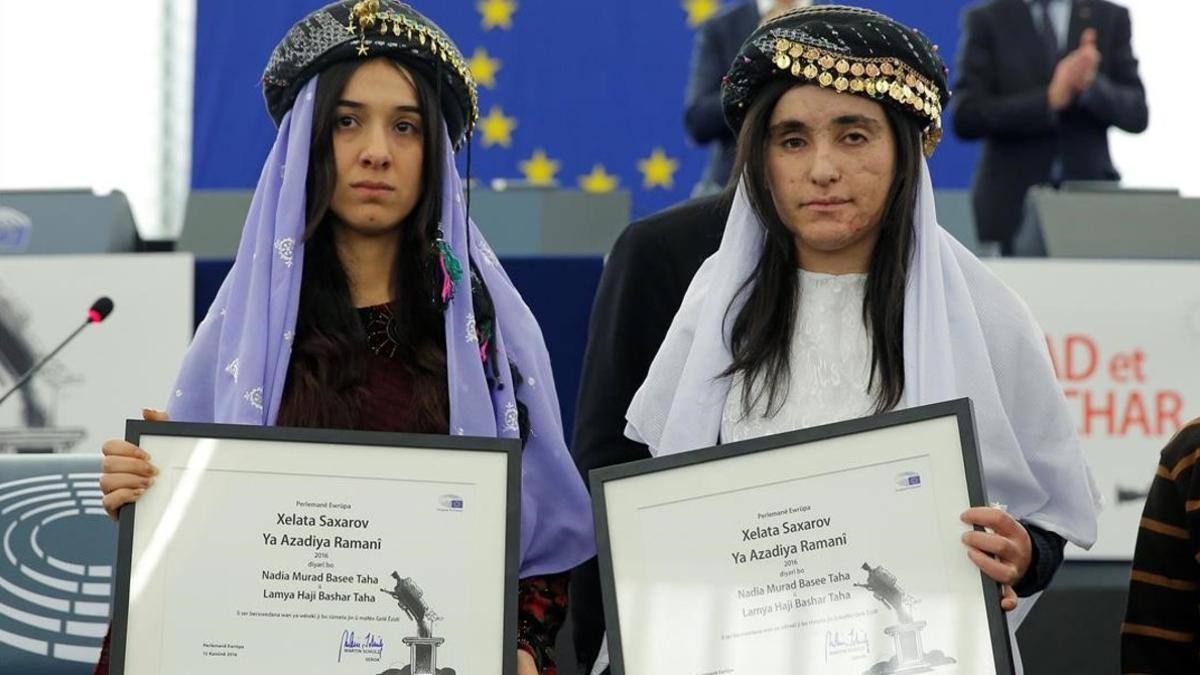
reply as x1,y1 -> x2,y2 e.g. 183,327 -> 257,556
626,160 -> 1101,549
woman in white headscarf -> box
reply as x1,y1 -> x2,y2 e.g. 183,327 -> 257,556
623,5 -> 1099,670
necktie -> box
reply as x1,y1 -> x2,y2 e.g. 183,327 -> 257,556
1035,0 -> 1059,63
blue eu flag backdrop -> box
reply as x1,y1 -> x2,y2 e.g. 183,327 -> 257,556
191,1 -> 974,218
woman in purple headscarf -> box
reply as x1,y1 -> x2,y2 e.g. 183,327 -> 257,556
96,2 -> 594,673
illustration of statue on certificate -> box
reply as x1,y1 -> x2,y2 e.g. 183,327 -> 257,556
857,562 -> 956,674
378,571 -> 456,675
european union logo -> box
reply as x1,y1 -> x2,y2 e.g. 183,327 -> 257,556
0,207 -> 32,252
895,472 -> 922,490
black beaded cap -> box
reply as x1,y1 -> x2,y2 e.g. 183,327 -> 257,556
262,0 -> 478,150
722,5 -> 951,155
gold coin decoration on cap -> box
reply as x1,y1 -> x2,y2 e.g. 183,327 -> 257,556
756,29 -> 945,156
338,0 -> 480,143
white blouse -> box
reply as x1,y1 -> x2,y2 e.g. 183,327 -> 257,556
720,269 -> 880,443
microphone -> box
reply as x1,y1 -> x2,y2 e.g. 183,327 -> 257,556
0,297 -> 115,406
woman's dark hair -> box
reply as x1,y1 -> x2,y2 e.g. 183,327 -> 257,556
721,79 -> 923,417
276,57 -> 449,431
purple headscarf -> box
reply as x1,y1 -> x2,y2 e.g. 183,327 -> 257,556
168,76 -> 595,576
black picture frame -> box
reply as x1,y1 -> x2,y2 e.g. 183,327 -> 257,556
590,398 -> 1014,675
109,420 -> 521,675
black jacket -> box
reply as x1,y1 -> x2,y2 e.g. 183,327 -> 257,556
951,0 -> 1148,246
684,2 -> 760,191
569,195 -> 729,673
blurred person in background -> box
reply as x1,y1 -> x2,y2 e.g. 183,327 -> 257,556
685,0 -> 814,196
952,0 -> 1147,255
1122,419 -> 1200,674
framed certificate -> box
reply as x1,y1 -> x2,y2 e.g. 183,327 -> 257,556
110,421 -> 520,675
592,399 -> 1014,675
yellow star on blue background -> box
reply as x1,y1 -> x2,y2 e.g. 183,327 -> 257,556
479,106 -> 518,148
478,0 -> 518,30
469,47 -> 502,89
520,149 -> 561,186
682,0 -> 720,27
579,165 -> 619,193
638,148 -> 681,190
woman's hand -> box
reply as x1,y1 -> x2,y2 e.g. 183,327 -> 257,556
960,506 -> 1032,612
99,408 -> 168,519
517,649 -> 538,675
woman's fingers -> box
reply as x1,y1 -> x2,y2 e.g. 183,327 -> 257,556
102,487 -> 146,520
102,438 -> 150,461
142,408 -> 169,422
98,471 -> 153,495
97,408 -> 168,521
967,547 -> 1020,585
961,506 -> 1021,537
101,455 -> 158,479
1000,584 -> 1018,611
962,530 -> 1017,560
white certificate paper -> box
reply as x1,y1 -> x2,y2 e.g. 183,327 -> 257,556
112,424 -> 517,675
596,401 -> 1010,675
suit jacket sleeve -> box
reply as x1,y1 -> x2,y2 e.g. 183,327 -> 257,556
571,223 -> 683,480
684,19 -> 735,146
951,6 -> 1059,140
1076,6 -> 1148,133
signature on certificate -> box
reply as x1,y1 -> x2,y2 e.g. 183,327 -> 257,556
338,630 -> 385,662
825,628 -> 870,661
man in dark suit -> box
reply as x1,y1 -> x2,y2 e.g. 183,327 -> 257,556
951,0 -> 1148,255
685,2 -> 758,195
685,1 -> 811,195
568,194 -> 728,674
